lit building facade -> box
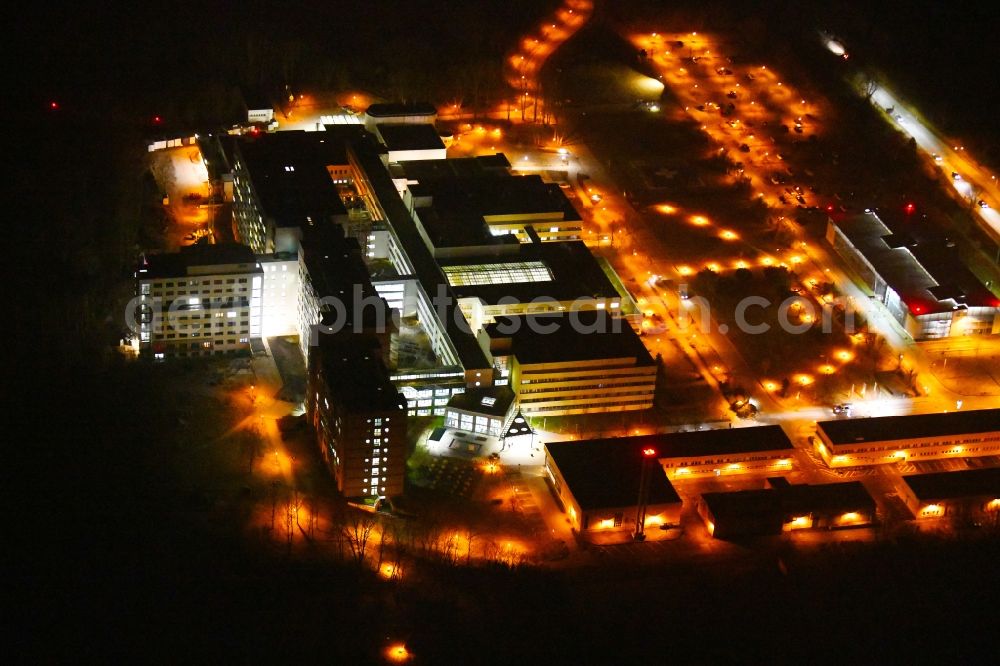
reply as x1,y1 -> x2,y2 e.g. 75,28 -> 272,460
307,335 -> 408,500
698,481 -> 876,539
231,131 -> 354,254
896,468 -> 1000,521
564,426 -> 795,481
363,102 -> 437,132
258,252 -> 300,336
443,387 -> 517,438
374,123 -> 447,163
135,244 -> 262,359
826,210 -> 1000,340
485,313 -> 656,416
545,438 -> 682,540
815,409 -> 1000,468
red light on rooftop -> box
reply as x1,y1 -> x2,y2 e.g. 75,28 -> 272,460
905,202 -> 915,214
153,115 -> 162,124
50,101 -> 59,110
826,204 -> 834,212
642,447 -> 657,457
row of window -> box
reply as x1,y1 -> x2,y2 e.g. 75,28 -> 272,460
518,380 -> 655,394
521,398 -> 653,413
409,398 -> 450,408
151,289 -> 248,298
161,311 -> 246,320
520,373 -> 654,386
147,278 -> 249,288
662,454 -> 789,467
157,340 -> 249,351
831,435 -> 1000,455
409,408 -> 446,417
155,348 -> 246,358
146,298 -> 250,309
442,261 -> 554,287
158,330 -> 249,339
519,388 -> 655,404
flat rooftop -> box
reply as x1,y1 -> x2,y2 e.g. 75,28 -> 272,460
817,409 -> 1000,445
401,160 -> 581,248
366,102 -> 437,118
485,312 -> 653,366
545,438 -> 681,511
438,241 -> 620,305
392,155 -> 510,181
560,426 -> 794,461
346,135 -> 491,371
377,123 -> 445,152
903,467 -> 1000,501
236,130 -> 354,226
446,386 -> 515,417
834,210 -> 998,315
314,334 -> 406,412
300,227 -> 392,331
139,243 -> 259,279
702,482 -> 875,521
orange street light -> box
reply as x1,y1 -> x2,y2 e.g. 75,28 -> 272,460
386,643 -> 411,663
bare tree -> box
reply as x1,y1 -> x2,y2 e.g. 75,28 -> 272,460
237,426 -> 264,474
342,512 -> 378,567
966,185 -> 985,213
285,490 -> 304,553
862,75 -> 879,102
439,532 -> 461,565
307,498 -> 318,540
462,525 -> 484,565
270,481 -> 279,533
861,330 -> 886,374
375,519 -> 391,573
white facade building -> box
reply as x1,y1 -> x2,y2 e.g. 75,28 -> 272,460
136,245 -> 263,359
258,253 -> 300,336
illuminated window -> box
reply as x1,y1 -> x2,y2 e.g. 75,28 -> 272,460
442,261 -> 553,286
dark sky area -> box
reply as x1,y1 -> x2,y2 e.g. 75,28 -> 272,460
14,0 -> 996,164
